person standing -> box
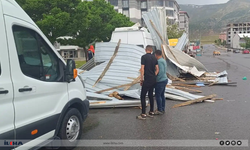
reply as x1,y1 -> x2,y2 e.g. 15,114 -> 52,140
137,46 -> 159,120
154,50 -> 168,115
88,45 -> 95,61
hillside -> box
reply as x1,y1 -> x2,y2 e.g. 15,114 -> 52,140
180,0 -> 250,39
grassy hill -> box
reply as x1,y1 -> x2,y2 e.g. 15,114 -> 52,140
180,0 -> 250,40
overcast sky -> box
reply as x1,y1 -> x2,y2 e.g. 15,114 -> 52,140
176,0 -> 229,5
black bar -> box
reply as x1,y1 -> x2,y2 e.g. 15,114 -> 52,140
0,90 -> 9,94
19,88 -> 32,92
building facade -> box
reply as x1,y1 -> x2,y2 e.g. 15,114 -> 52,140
232,34 -> 250,49
219,32 -> 227,42
179,11 -> 189,36
226,22 -> 250,47
106,0 -> 180,25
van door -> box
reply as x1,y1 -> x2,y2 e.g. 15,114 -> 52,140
0,8 -> 15,150
4,16 -> 69,147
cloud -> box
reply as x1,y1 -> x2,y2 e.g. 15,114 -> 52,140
176,0 -> 229,5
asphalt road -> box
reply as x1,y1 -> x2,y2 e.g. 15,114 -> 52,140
44,44 -> 250,150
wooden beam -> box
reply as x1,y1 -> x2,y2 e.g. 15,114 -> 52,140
124,76 -> 141,91
96,81 -> 140,94
79,70 -> 86,74
172,94 -> 217,108
127,77 -> 137,80
93,40 -> 121,87
149,20 -> 180,64
167,73 -> 185,82
90,101 -> 106,105
212,98 -> 224,101
161,44 -> 167,60
209,81 -> 219,87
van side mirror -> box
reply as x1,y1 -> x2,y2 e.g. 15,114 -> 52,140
65,59 -> 77,82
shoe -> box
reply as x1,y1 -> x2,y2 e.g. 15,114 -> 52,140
136,114 -> 146,120
147,112 -> 154,118
154,110 -> 163,115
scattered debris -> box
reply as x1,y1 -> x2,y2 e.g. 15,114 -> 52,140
78,8 -> 235,108
108,91 -> 124,100
172,94 -> 217,108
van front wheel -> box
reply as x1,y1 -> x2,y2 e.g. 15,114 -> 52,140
59,108 -> 83,149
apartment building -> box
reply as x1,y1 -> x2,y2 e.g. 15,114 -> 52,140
107,0 -> 180,25
179,11 -> 189,36
226,22 -> 250,47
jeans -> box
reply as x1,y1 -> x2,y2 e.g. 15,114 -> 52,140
140,80 -> 155,114
155,79 -> 168,112
88,51 -> 93,60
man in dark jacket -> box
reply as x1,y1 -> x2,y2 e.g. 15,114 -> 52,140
137,45 -> 159,120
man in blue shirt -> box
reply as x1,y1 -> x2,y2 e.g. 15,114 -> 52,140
154,50 -> 168,115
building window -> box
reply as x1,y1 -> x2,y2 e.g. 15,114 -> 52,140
123,9 -> 129,17
141,0 -> 147,9
169,1 -> 174,7
108,0 -> 118,6
165,1 -> 169,7
166,10 -> 174,17
168,18 -> 175,25
152,0 -> 164,6
122,0 -> 129,8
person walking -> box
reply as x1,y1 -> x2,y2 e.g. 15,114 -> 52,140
88,45 -> 95,61
154,50 -> 168,115
137,46 -> 159,120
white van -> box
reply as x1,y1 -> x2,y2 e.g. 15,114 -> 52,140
0,0 -> 89,149
110,26 -> 156,50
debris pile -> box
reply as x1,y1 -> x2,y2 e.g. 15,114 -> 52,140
78,8 -> 235,108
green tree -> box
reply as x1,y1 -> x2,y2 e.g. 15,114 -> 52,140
16,0 -> 81,42
16,0 -> 133,60
244,36 -> 250,48
167,22 -> 184,39
240,43 -> 246,48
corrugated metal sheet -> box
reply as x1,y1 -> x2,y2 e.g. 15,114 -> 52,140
80,42 -> 205,108
142,8 -> 167,50
142,8 -> 207,77
175,33 -> 189,51
162,45 -> 207,77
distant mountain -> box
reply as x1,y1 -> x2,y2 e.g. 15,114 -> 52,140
180,0 -> 250,39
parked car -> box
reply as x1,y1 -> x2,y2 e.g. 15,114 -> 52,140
233,49 -> 240,53
227,48 -> 232,52
243,49 -> 250,54
0,0 -> 89,149
213,51 -> 221,55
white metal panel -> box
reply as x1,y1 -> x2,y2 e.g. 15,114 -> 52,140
0,0 -> 15,139
110,31 -> 128,43
4,15 -> 68,138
